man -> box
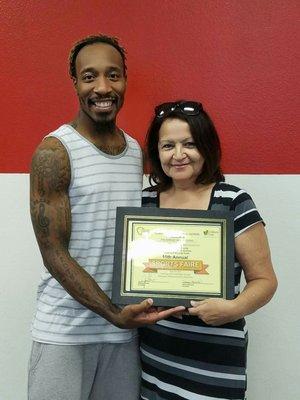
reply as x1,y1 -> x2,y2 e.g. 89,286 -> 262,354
28,34 -> 183,400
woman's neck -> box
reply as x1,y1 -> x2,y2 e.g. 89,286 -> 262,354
169,181 -> 212,194
160,182 -> 216,210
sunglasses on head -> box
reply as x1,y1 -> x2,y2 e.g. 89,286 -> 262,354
155,101 -> 203,118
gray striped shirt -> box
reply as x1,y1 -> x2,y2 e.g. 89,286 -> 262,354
31,124 -> 143,344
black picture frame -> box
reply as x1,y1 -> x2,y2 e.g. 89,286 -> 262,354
112,207 -> 234,307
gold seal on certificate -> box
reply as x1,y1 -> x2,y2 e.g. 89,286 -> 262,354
112,207 -> 234,307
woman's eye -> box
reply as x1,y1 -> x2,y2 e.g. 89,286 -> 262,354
185,142 -> 196,148
161,144 -> 173,149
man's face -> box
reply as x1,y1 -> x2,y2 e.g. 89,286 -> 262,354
74,43 -> 126,125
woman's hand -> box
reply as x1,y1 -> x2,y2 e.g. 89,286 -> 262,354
188,298 -> 240,326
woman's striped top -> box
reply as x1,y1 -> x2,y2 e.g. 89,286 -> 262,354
139,181 -> 263,400
31,124 -> 143,344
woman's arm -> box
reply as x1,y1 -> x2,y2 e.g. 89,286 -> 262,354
188,223 -> 278,325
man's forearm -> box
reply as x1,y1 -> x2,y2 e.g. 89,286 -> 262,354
42,247 -> 121,324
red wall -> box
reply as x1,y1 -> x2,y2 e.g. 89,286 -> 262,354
0,0 -> 299,173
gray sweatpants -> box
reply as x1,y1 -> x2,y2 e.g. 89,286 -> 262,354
28,338 -> 141,400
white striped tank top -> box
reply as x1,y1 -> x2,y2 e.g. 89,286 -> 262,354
31,124 -> 143,344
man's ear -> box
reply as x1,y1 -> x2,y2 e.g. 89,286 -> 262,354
72,77 -> 78,93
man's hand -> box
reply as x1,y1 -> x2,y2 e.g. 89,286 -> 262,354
113,298 -> 186,329
188,298 -> 239,326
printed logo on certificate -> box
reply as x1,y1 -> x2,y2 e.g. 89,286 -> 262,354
112,207 -> 234,307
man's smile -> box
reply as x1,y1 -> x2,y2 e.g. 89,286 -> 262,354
88,97 -> 116,111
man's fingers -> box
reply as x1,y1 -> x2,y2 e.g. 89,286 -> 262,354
156,306 -> 185,320
128,298 -> 154,315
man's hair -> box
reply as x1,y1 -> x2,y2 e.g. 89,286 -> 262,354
146,100 -> 224,191
69,34 -> 127,79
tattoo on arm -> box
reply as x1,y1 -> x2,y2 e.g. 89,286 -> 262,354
30,138 -> 71,249
38,203 -> 50,229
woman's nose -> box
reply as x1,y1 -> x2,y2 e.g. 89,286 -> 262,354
173,145 -> 186,160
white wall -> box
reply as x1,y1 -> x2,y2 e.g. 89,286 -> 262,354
0,174 -> 40,399
225,175 -> 300,400
0,173 -> 299,400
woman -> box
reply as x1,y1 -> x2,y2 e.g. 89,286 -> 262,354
139,100 -> 277,400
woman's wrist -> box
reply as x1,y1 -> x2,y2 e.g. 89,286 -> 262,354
230,298 -> 246,320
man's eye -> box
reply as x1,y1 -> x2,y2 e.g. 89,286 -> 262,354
108,72 -> 120,80
82,74 -> 94,81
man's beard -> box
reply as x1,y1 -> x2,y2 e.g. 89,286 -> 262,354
94,119 -> 116,134
81,106 -> 117,134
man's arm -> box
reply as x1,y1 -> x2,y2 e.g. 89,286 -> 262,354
30,137 -> 184,329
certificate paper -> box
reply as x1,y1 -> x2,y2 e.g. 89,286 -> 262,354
112,207 -> 234,307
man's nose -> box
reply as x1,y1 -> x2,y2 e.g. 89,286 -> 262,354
93,76 -> 111,94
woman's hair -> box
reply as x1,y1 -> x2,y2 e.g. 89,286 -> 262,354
145,100 -> 224,191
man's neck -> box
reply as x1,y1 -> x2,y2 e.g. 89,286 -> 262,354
69,113 -> 126,156
71,113 -> 117,138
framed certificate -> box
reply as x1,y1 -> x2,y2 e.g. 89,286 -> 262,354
112,207 -> 235,307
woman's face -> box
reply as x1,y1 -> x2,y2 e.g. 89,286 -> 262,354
158,118 -> 204,186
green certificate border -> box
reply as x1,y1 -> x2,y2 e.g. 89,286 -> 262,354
112,207 -> 234,307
